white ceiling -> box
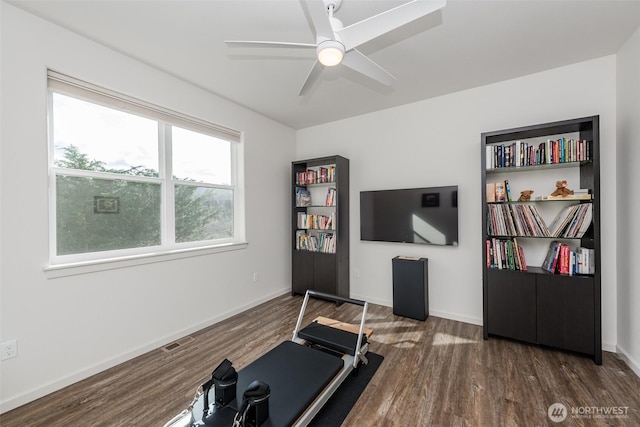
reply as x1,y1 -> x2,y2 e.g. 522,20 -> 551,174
8,0 -> 640,129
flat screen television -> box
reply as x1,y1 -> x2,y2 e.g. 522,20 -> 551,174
360,185 -> 458,246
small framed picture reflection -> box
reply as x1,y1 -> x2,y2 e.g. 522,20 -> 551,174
94,196 -> 120,214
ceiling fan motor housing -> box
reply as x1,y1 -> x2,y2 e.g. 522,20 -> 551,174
323,0 -> 342,14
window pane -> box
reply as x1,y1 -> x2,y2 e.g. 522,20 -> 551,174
175,185 -> 233,243
172,126 -> 231,184
56,175 -> 161,255
52,93 -> 159,176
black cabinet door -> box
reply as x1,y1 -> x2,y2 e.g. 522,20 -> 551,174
313,253 -> 337,295
487,269 -> 536,343
537,274 -> 595,355
292,251 -> 314,295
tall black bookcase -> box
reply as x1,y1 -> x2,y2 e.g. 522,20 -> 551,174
481,116 -> 601,364
292,155 -> 349,299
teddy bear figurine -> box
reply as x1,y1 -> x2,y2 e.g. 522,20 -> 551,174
517,190 -> 534,201
550,180 -> 574,197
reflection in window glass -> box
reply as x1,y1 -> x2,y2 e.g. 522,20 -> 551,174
56,175 -> 161,255
52,93 -> 159,175
172,126 -> 231,184
175,185 -> 233,243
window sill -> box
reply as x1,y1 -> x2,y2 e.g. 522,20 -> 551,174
44,242 -> 248,279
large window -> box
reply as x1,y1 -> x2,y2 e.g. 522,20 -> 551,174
48,72 -> 243,265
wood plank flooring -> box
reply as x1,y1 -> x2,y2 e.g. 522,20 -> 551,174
2,294 -> 639,426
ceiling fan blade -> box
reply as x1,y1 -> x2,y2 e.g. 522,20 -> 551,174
336,0 -> 446,50
341,49 -> 396,86
299,60 -> 324,96
303,0 -> 335,40
225,40 -> 316,49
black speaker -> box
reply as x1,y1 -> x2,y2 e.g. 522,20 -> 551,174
392,257 -> 428,321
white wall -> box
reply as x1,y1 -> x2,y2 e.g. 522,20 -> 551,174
616,27 -> 640,376
296,56 -> 619,348
0,3 -> 295,412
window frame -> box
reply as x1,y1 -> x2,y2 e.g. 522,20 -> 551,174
46,71 -> 246,273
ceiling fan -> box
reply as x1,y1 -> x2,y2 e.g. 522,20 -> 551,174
225,0 -> 446,95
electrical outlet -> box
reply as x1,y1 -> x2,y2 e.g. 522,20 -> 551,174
253,272 -> 259,283
1,340 -> 17,360
353,268 -> 360,278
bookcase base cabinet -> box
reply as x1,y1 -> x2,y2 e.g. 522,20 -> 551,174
487,270 -> 536,343
485,269 -> 600,364
292,251 -> 346,296
537,274 -> 595,356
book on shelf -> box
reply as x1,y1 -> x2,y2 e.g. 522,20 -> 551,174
319,167 -> 328,183
296,165 -> 336,185
486,138 -> 590,170
487,204 -> 549,237
295,230 -> 336,253
547,203 -> 592,238
295,187 -> 311,207
542,241 -> 562,273
558,244 -> 571,275
297,212 -> 335,230
505,180 -> 513,202
487,202 -> 592,238
486,183 -> 496,202
534,194 -> 592,201
325,187 -> 336,206
486,180 -> 513,202
486,237 -> 527,271
542,241 -> 594,275
576,247 -> 595,275
495,182 -> 507,202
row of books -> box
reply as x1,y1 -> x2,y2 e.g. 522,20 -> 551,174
295,187 -> 311,207
295,230 -> 336,253
486,138 -> 590,170
295,165 -> 336,185
547,203 -> 592,238
297,212 -> 335,230
487,203 -> 549,237
542,241 -> 595,275
295,187 -> 337,207
486,181 -> 512,202
486,238 -> 528,271
488,203 -> 592,238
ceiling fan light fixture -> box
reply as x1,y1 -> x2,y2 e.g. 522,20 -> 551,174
317,40 -> 345,66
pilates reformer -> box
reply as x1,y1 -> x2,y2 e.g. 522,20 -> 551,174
164,290 -> 371,427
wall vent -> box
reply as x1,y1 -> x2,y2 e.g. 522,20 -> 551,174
161,335 -> 195,352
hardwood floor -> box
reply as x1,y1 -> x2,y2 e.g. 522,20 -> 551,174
2,294 -> 639,426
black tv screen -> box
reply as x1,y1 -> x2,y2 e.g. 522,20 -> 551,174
360,186 -> 459,246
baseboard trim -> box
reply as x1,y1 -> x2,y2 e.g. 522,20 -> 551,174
428,309 -> 483,326
616,344 -> 640,379
0,288 -> 290,414
349,293 -> 483,326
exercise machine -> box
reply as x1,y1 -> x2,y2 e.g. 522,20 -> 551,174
164,290 -> 371,427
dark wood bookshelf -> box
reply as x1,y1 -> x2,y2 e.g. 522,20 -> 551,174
291,155 -> 349,301
481,116 -> 601,364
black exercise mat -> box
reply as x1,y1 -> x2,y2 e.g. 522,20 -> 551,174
310,352 -> 384,426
